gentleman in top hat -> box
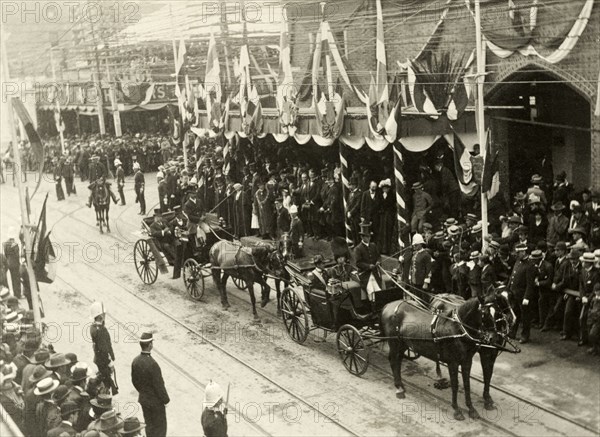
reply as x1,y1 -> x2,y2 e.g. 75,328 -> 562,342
346,177 -> 362,245
157,173 -> 169,213
89,302 -> 117,395
47,400 -> 79,437
288,205 -> 304,258
183,189 -> 206,248
547,202 -> 569,245
360,181 -> 381,239
201,380 -> 228,437
131,332 -> 169,437
354,222 -> 382,301
530,249 -> 554,330
507,243 -> 536,343
275,197 -> 291,239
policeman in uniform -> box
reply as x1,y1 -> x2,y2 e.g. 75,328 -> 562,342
201,380 -> 228,437
89,302 -> 117,395
133,163 -> 146,215
407,233 -> 432,302
507,243 -> 536,343
131,332 -> 170,437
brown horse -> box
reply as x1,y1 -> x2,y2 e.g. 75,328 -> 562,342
91,179 -> 117,234
381,296 -> 486,420
209,240 -> 272,319
430,289 -> 516,411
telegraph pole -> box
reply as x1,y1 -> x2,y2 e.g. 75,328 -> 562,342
49,47 -> 65,153
474,0 -> 489,252
1,31 -> 43,326
169,2 -> 188,166
89,17 -> 106,135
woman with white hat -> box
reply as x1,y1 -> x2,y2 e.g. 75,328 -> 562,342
201,380 -> 228,437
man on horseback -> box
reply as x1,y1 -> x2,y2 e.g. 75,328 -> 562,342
86,155 -> 107,208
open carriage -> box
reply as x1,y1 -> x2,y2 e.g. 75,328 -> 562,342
280,259 -> 418,376
133,212 -> 231,300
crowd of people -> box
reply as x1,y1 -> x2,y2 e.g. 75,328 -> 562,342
0,293 -> 229,437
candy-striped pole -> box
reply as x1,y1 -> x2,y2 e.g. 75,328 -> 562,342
339,141 -> 353,246
393,142 -> 408,248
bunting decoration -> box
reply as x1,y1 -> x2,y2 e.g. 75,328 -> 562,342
465,0 -> 593,64
236,44 -> 263,142
312,21 -> 346,140
339,142 -> 353,246
274,22 -> 298,135
481,130 -> 500,199
451,132 -> 479,197
204,33 -> 223,131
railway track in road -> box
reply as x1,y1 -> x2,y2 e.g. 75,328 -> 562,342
46,205 -> 363,437
29,199 -> 598,436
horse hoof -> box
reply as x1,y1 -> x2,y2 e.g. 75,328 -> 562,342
434,378 -> 450,390
484,400 -> 495,411
468,409 -> 480,420
260,298 -> 270,308
453,410 -> 465,421
395,390 -> 405,399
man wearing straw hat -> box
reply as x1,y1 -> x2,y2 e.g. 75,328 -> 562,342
34,376 -> 61,436
201,380 -> 228,437
131,332 -> 169,437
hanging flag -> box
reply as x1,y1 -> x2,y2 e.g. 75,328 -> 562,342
205,33 -> 222,129
167,105 -> 181,144
11,98 -> 44,199
237,44 -> 263,141
275,22 -> 298,135
452,133 -> 479,196
481,130 -> 500,198
33,194 -> 56,284
175,38 -> 187,96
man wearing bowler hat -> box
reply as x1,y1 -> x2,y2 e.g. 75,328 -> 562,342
131,332 -> 169,437
547,201 -> 569,245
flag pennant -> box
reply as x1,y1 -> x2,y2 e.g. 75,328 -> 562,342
482,129 -> 500,198
205,32 -> 222,129
33,194 -> 56,284
11,98 -> 44,199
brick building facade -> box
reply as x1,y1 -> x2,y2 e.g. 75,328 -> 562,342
289,0 -> 600,192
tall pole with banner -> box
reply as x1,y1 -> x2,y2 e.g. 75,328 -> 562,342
169,3 -> 188,167
1,32 -> 42,326
393,142 -> 408,249
339,142 -> 353,246
475,0 -> 489,252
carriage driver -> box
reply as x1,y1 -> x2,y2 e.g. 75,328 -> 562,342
353,221 -> 382,302
149,209 -> 176,260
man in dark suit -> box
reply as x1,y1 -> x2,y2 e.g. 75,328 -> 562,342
288,205 -> 304,258
275,197 -> 291,239
360,181 -> 380,240
354,222 -> 381,301
131,332 -> 170,437
346,177 -> 362,245
90,302 -> 117,395
507,244 -> 536,343
531,249 -> 554,329
134,164 -> 146,215
47,401 -> 79,437
115,160 -> 126,205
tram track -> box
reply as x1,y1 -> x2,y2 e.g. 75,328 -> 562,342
46,206 -> 363,437
17,187 -> 598,436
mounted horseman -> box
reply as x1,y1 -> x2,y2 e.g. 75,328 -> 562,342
86,154 -> 107,208
88,174 -> 118,233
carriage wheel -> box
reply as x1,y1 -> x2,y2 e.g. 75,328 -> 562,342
134,240 -> 158,285
336,325 -> 370,376
281,288 -> 309,344
183,258 -> 205,301
232,276 -> 247,290
404,348 -> 420,361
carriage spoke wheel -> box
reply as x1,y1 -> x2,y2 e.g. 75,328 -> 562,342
232,276 -> 247,290
134,240 -> 158,285
183,258 -> 205,301
336,325 -> 370,376
404,348 -> 420,361
281,288 -> 309,344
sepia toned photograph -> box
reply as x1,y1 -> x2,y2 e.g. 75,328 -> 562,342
0,1 -> 599,436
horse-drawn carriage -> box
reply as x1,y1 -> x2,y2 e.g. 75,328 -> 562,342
133,211 -> 232,300
279,259 -> 418,376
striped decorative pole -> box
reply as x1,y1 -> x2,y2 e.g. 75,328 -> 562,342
339,141 -> 354,246
393,142 -> 408,248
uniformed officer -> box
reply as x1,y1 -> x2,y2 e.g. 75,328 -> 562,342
133,163 -> 146,215
131,332 -> 170,437
89,302 -> 117,395
407,233 -> 432,302
507,243 -> 536,343
201,380 -> 228,437
115,160 -> 125,206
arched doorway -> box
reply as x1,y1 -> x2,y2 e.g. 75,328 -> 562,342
487,67 -> 592,195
